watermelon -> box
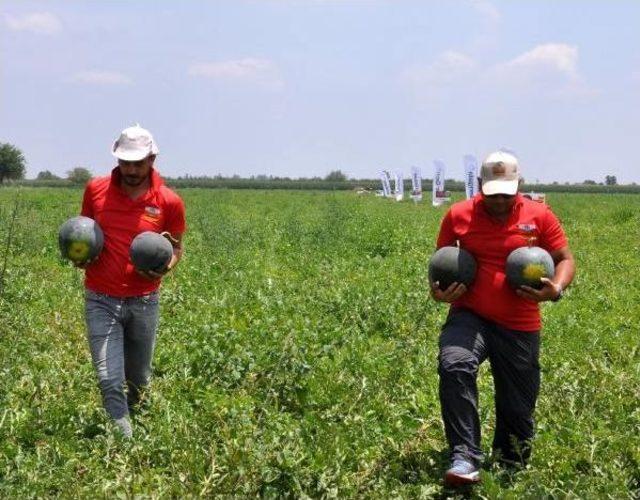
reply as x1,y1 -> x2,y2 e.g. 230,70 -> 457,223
428,246 -> 477,291
506,246 -> 554,289
130,232 -> 173,272
58,216 -> 104,264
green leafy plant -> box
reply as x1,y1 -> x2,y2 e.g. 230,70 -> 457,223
0,188 -> 638,497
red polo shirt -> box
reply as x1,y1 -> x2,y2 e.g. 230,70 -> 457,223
80,167 -> 186,297
436,194 -> 568,332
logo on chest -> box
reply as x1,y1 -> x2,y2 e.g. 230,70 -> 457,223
516,223 -> 538,245
142,205 -> 162,223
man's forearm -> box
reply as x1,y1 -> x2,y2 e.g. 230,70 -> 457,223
553,257 -> 575,290
167,247 -> 182,271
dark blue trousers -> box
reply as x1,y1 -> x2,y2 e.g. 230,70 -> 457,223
438,307 -> 540,466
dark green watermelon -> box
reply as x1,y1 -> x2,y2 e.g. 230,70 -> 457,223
428,246 -> 477,291
506,246 -> 554,289
130,232 -> 173,272
58,216 -> 104,263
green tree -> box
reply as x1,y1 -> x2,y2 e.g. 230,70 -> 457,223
0,143 -> 26,184
605,175 -> 617,186
67,167 -> 92,185
325,170 -> 347,182
36,170 -> 61,180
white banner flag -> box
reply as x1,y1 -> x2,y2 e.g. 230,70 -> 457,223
523,192 -> 546,204
394,170 -> 404,201
410,166 -> 422,202
463,155 -> 479,199
432,160 -> 449,206
379,170 -> 392,197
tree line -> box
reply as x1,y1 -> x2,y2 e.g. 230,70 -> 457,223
0,142 -> 93,185
1,142 -> 638,193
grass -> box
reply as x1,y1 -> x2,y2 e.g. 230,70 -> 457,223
1,188 -> 639,498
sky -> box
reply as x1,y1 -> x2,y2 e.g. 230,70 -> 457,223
2,1 -> 640,183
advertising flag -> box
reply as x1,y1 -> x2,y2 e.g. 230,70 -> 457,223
432,160 -> 449,206
463,155 -> 479,199
394,170 -> 404,201
523,192 -> 546,204
379,170 -> 392,197
410,166 -> 422,202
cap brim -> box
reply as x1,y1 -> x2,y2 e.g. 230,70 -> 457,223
482,179 -> 518,196
112,149 -> 152,161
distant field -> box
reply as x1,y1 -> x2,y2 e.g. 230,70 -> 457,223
1,188 -> 639,497
17,177 -> 640,194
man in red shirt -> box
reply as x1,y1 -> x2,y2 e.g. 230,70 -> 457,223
430,151 -> 575,486
79,124 -> 186,438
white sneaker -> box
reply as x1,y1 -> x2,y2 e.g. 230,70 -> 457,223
444,459 -> 480,487
114,416 -> 133,438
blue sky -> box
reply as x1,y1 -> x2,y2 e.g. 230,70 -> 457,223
2,1 -> 639,183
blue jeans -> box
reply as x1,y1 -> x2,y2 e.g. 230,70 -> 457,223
85,289 -> 159,420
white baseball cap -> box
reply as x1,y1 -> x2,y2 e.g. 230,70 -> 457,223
480,151 -> 520,196
112,124 -> 159,161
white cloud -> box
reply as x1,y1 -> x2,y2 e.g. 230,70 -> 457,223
70,71 -> 133,86
498,43 -> 579,78
467,0 -> 501,53
469,0 -> 501,24
188,58 -> 283,89
400,43 -> 596,103
4,12 -> 62,35
401,51 -> 476,87
491,43 -> 596,97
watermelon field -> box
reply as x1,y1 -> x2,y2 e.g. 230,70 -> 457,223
1,187 -> 639,498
